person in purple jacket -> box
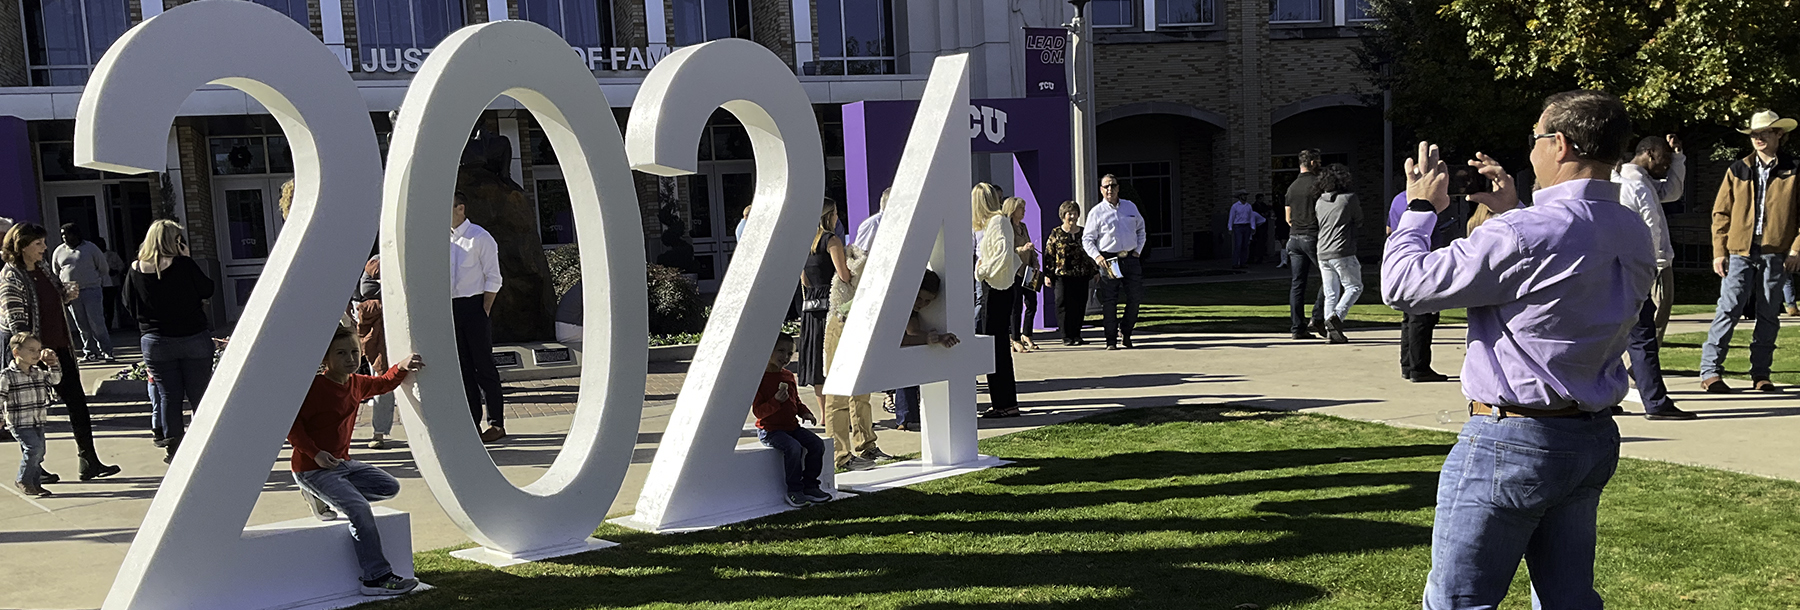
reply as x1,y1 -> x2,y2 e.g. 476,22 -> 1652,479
1384,90 -> 1653,609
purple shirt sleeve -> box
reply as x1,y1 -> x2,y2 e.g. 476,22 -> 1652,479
1380,210 -> 1533,314
1386,192 -> 1407,233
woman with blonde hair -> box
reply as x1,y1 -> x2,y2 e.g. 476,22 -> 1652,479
0,222 -> 121,479
971,183 -> 1021,418
1001,197 -> 1042,353
124,219 -> 215,462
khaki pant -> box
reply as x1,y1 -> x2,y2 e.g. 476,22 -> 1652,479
1650,267 -> 1674,343
822,315 -> 877,466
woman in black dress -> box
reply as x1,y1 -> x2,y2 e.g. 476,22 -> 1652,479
797,199 -> 851,415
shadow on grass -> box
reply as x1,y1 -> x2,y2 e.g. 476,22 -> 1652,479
388,406 -> 1455,609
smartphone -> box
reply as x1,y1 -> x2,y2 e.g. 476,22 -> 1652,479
1448,166 -> 1492,196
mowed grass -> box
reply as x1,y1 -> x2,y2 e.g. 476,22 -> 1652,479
1129,268 -> 1722,335
385,406 -> 1800,609
1663,328 -> 1800,387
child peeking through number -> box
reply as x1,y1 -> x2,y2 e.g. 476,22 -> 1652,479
753,333 -> 833,508
286,324 -> 425,597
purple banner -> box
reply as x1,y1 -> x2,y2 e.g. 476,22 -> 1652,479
0,117 -> 39,224
1023,28 -> 1067,98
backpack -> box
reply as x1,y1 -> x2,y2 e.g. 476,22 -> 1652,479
975,215 -> 1018,289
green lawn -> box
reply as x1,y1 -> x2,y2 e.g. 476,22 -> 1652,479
1130,268 -> 1722,335
388,406 -> 1800,609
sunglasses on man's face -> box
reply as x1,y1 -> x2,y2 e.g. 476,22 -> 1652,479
1101,184 -> 1118,190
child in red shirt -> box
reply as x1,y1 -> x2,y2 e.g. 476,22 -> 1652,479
754,333 -> 830,507
287,325 -> 424,597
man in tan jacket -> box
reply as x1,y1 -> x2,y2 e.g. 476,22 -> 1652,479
1701,111 -> 1800,393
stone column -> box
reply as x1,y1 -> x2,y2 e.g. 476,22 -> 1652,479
1225,0 -> 1270,196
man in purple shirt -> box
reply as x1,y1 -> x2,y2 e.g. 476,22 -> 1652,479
1384,90 -> 1654,608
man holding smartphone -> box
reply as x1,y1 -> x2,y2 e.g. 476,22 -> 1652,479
1384,90 -> 1652,608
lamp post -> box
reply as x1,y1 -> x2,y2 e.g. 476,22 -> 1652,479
1065,0 -> 1099,218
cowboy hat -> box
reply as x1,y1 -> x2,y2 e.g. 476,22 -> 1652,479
1738,110 -> 1797,134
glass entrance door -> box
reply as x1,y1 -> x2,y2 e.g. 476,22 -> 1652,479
212,175 -> 289,320
680,161 -> 754,292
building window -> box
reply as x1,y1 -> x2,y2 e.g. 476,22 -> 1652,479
814,0 -> 895,75
356,0 -> 466,60
672,0 -> 752,46
1090,0 -> 1132,27
520,0 -> 614,48
209,135 -> 294,176
1271,0 -> 1322,23
21,0 -> 130,85
1158,0 -> 1214,26
251,0 -> 312,26
1346,0 -> 1375,21
1098,162 -> 1174,250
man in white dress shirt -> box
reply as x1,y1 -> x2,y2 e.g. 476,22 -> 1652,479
852,188 -> 890,253
1613,134 -> 1696,420
451,191 -> 507,442
1081,174 -> 1148,350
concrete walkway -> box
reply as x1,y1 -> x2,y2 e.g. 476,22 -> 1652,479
4,314 -> 1796,609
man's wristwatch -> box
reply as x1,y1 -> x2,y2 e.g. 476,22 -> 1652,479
1408,199 -> 1436,213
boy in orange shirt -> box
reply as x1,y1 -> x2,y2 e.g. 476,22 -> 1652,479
754,333 -> 831,507
287,325 -> 424,597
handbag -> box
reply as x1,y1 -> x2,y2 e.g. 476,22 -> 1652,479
800,297 -> 830,313
1020,265 -> 1040,291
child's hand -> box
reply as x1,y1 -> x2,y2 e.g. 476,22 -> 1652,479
401,354 -> 425,371
313,451 -> 344,470
774,382 -> 790,402
801,413 -> 817,425
938,333 -> 960,348
39,349 -> 57,365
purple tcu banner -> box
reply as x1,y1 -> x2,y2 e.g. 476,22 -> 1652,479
0,117 -> 39,224
1023,28 -> 1068,98
843,96 -> 1072,328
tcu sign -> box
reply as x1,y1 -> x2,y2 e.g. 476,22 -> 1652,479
78,2 -> 993,609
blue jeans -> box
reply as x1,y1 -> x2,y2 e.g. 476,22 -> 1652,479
142,332 -> 214,442
757,427 -> 824,494
66,289 -> 113,359
1701,253 -> 1786,379
1231,223 -> 1254,267
294,460 -> 401,582
14,425 -> 44,487
893,386 -> 921,429
1424,412 -> 1620,609
1318,255 -> 1363,321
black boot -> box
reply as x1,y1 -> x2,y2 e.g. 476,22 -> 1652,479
163,437 -> 181,464
79,452 -> 122,481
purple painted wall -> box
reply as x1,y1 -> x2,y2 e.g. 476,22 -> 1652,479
0,117 -> 38,224
842,97 -> 1072,329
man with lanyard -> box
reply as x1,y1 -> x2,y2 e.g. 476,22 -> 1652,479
1698,110 -> 1799,394
1384,90 -> 1654,608
1081,174 -> 1147,350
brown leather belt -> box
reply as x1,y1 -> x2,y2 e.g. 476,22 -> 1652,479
1469,401 -> 1587,418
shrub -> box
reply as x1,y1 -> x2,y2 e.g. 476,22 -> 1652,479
547,244 -> 582,300
647,264 -> 705,335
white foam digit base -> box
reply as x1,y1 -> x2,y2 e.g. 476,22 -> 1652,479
213,508 -> 423,610
609,437 -> 840,533
450,538 -> 618,568
834,456 -> 1011,494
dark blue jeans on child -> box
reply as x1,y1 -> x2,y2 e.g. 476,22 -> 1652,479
757,427 -> 824,493
294,460 -> 402,582
14,425 -> 45,487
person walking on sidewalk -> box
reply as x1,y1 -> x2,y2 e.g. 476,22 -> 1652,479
450,191 -> 507,442
0,223 -> 121,480
1228,191 -> 1262,269
974,183 -> 1023,417
1614,135 -> 1696,420
1699,110 -> 1799,394
1285,150 -> 1329,339
1385,90 -> 1653,609
124,220 -> 217,462
1312,164 -> 1362,345
52,224 -> 113,363
1081,175 -> 1146,350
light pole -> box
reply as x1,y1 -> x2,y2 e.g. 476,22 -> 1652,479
1065,0 -> 1099,219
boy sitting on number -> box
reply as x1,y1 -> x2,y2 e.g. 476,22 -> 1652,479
287,325 -> 425,597
754,333 -> 832,507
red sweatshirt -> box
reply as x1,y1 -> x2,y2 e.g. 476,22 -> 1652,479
287,366 -> 408,473
752,369 -> 812,431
